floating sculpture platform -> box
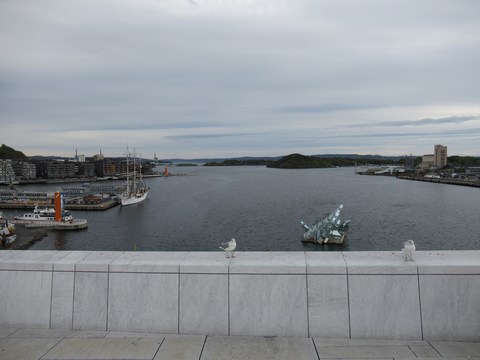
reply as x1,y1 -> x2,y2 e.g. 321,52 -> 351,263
300,204 -> 350,244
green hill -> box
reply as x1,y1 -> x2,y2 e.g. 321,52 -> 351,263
0,144 -> 29,160
267,153 -> 333,169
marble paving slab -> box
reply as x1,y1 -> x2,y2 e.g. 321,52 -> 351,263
0,328 -> 17,338
201,335 -> 318,360
0,338 -> 62,360
7,328 -> 108,338
315,344 -> 415,358
106,331 -> 166,338
429,341 -> 480,357
42,337 -> 163,360
409,344 -> 442,357
153,335 -> 205,360
313,338 -> 428,346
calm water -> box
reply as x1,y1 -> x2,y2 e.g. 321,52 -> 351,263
5,166 -> 480,251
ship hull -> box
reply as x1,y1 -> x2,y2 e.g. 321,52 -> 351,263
121,191 -> 148,206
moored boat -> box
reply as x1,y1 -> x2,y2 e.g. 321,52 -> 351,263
121,147 -> 149,206
14,204 -> 74,222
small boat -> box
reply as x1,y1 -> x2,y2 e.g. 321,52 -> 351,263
15,204 -> 74,222
300,204 -> 350,244
1,220 -> 17,247
120,147 -> 149,206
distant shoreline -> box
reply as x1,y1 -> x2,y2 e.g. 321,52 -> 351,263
397,175 -> 480,188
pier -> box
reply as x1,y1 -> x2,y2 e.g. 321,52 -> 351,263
397,175 -> 480,188
11,218 -> 88,230
0,198 -> 119,211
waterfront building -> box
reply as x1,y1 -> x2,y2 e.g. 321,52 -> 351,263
419,154 -> 434,169
92,150 -> 105,162
95,160 -> 116,177
434,144 -> 448,168
11,161 -> 37,180
78,163 -> 96,178
36,161 -> 77,179
0,160 -> 16,184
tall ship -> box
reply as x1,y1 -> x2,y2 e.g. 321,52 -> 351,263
120,147 -> 149,206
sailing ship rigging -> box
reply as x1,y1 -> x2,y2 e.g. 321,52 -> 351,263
120,147 -> 149,206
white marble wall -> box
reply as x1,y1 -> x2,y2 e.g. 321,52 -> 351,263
0,250 -> 479,341
306,252 -> 349,338
416,251 -> 480,341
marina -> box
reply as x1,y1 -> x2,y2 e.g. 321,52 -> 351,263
1,192 -> 88,247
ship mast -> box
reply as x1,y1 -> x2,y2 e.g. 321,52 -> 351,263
125,146 -> 130,195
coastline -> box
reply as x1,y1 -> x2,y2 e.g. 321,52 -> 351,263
397,175 -> 480,188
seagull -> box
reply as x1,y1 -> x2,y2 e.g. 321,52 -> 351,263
402,240 -> 416,261
219,238 -> 236,258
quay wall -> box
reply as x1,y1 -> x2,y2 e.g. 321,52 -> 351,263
0,250 -> 479,341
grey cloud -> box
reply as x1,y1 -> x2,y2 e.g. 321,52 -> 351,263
165,132 -> 265,140
348,116 -> 480,128
327,127 -> 480,139
272,103 -> 380,113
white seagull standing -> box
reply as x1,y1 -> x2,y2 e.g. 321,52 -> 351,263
219,238 -> 236,258
402,240 -> 416,261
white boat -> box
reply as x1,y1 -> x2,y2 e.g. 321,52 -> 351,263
120,147 -> 149,206
15,204 -> 74,222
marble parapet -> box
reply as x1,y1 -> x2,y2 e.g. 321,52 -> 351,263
0,250 -> 479,340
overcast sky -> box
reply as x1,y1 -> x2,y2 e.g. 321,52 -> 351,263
1,0 -> 479,159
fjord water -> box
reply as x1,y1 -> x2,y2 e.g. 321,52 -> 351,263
15,166 -> 480,251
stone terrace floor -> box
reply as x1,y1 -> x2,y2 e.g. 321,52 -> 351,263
1,328 -> 479,360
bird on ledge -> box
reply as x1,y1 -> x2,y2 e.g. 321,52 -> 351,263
402,240 -> 416,261
219,238 -> 236,258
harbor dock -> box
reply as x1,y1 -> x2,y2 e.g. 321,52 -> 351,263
10,218 -> 88,230
0,198 -> 119,211
397,175 -> 480,188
